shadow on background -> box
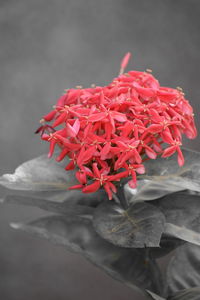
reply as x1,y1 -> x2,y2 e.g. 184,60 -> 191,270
0,0 -> 199,299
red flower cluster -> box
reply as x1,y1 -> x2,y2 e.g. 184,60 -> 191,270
37,53 -> 197,199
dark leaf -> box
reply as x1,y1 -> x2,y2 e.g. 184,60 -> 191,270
146,290 -> 166,300
165,223 -> 200,246
1,188 -> 106,209
152,193 -> 200,246
167,243 -> 200,295
145,287 -> 200,300
168,287 -> 200,300
11,215 -> 164,296
2,194 -> 94,218
93,201 -> 165,248
149,235 -> 185,259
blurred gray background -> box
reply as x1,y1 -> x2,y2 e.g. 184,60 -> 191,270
0,0 -> 200,299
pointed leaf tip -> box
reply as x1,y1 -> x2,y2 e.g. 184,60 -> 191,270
146,290 -> 166,300
10,222 -> 23,230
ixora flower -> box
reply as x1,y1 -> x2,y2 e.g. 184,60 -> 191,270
36,53 -> 197,200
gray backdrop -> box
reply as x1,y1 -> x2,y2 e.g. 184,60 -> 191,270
0,0 -> 199,299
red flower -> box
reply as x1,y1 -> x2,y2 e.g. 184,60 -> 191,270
36,53 -> 197,200
162,140 -> 184,166
72,163 -> 116,200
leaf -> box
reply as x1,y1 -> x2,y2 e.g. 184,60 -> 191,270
164,224 -> 200,246
0,153 -> 107,208
152,193 -> 200,246
125,148 -> 200,203
144,148 -> 200,191
149,235 -> 185,259
2,194 -> 94,218
167,243 -> 200,295
168,287 -> 200,300
92,201 -> 165,248
11,215 -> 164,296
0,153 -> 77,191
125,179 -> 185,203
1,188 -> 106,208
146,286 -> 200,299
146,290 -> 166,300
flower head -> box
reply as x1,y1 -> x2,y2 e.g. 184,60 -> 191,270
36,53 -> 197,199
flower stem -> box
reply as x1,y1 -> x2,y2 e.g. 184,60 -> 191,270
116,184 -> 129,210
112,193 -> 120,205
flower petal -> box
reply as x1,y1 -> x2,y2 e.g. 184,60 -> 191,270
177,147 -> 185,167
82,181 -> 101,193
162,146 -> 177,158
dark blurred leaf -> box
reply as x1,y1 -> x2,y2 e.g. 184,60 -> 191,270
0,153 -> 77,191
165,224 -> 200,246
1,188 -> 106,209
2,194 -> 94,218
168,287 -> 200,300
152,193 -> 200,246
167,243 -> 200,295
93,201 -> 165,248
125,148 -> 200,203
146,287 -> 200,300
11,215 -> 165,296
149,235 -> 185,259
146,290 -> 166,300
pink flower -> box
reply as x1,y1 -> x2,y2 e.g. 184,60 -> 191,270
36,53 -> 197,200
72,163 -> 116,200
